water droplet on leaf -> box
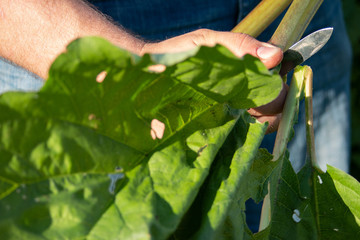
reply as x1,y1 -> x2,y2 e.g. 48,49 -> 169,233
292,209 -> 301,223
317,175 -> 323,184
333,228 -> 339,232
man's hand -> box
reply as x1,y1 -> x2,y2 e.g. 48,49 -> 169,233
141,29 -> 285,133
141,29 -> 282,69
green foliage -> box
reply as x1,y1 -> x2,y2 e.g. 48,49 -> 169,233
0,37 -> 281,239
260,154 -> 360,239
0,37 -> 359,239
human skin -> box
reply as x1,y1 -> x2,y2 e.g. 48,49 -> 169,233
0,0 -> 283,131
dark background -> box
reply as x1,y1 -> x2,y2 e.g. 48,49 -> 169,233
343,0 -> 360,180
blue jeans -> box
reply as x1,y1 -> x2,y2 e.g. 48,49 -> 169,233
0,0 -> 352,233
0,58 -> 43,93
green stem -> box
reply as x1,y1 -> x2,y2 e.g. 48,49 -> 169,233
272,66 -> 306,160
304,66 -> 324,173
304,68 -> 324,235
269,0 -> 324,50
231,0 -> 293,37
257,0 -> 324,231
259,66 -> 307,231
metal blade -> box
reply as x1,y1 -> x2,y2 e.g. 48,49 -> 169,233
280,27 -> 333,76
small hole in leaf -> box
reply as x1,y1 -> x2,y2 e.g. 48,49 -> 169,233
108,172 -> 125,195
148,64 -> 166,73
115,166 -> 123,172
292,209 -> 301,223
96,71 -> 107,83
197,144 -> 208,156
88,114 -> 96,121
150,119 -> 165,140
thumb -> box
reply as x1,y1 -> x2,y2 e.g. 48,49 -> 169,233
207,31 -> 283,69
141,29 -> 283,69
255,43 -> 283,69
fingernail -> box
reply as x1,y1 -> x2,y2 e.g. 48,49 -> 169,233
257,45 -> 280,59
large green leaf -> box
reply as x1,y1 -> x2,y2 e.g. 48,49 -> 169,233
315,165 -> 360,238
261,155 -> 360,239
0,37 -> 282,239
169,112 -> 277,240
264,154 -> 318,239
169,112 -> 278,240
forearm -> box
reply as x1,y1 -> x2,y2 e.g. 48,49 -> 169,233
0,0 -> 144,79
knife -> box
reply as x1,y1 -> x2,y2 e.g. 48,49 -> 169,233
279,27 -> 333,76
251,27 -> 333,115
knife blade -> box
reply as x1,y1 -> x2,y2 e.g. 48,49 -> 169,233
279,27 -> 333,76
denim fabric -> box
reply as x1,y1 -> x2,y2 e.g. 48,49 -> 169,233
0,0 -> 352,233
0,58 -> 44,93
89,0 -> 239,41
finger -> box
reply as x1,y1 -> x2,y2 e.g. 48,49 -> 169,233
206,31 -> 283,69
140,30 -> 209,54
256,43 -> 283,69
253,114 -> 282,134
250,82 -> 289,116
142,29 -> 283,69
247,108 -> 262,117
